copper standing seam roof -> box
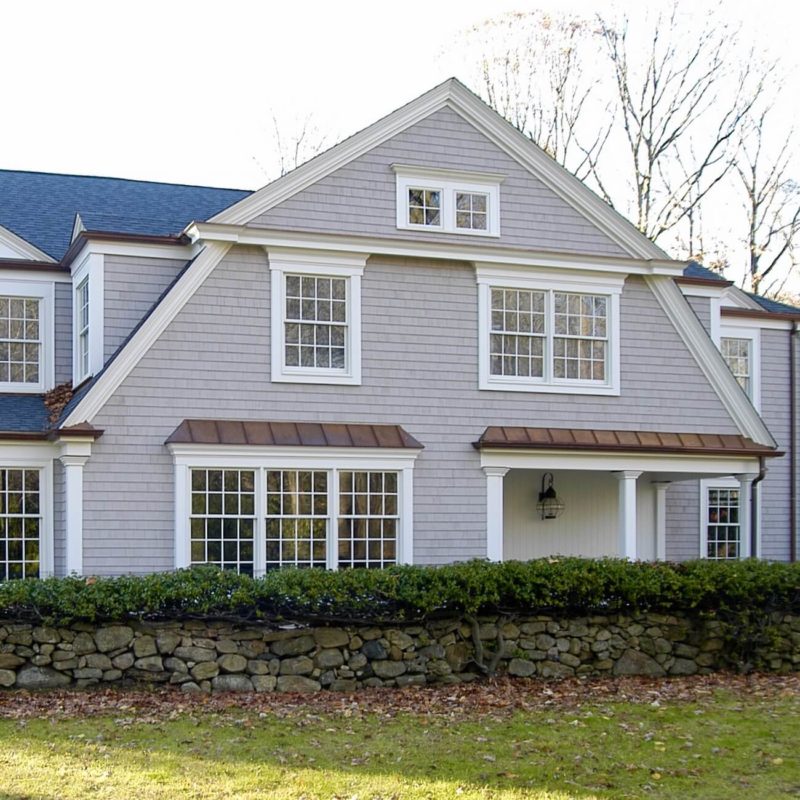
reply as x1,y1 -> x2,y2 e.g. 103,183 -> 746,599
473,427 -> 780,458
166,420 -> 424,449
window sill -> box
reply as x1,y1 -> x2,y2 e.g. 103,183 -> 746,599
479,378 -> 620,396
272,370 -> 361,386
0,382 -> 48,394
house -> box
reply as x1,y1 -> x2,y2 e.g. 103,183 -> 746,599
0,78 -> 797,580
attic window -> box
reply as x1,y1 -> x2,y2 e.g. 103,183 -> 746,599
393,165 -> 502,237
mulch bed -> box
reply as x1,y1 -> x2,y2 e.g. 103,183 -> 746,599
1,672 -> 798,722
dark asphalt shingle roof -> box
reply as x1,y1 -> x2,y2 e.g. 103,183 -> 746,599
683,262 -> 728,282
0,395 -> 50,433
0,169 -> 252,261
749,294 -> 800,314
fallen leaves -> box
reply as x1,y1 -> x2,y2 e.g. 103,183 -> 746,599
0,671 -> 797,724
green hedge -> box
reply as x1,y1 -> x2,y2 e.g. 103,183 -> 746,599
0,558 -> 798,625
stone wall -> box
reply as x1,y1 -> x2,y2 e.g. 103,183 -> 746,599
0,611 -> 798,692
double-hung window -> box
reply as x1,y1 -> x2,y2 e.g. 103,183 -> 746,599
719,327 -> 760,409
0,281 -> 54,393
268,248 -> 366,385
76,278 -> 90,380
700,479 -> 748,560
72,252 -> 103,384
477,266 -> 622,395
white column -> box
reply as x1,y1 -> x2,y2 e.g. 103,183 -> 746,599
652,481 -> 671,561
737,473 -> 758,559
483,466 -> 509,562
59,452 -> 90,575
613,471 -> 642,560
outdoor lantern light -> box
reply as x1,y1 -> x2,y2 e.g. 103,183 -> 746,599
537,472 -> 565,520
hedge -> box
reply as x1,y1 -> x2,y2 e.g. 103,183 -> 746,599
0,558 -> 798,625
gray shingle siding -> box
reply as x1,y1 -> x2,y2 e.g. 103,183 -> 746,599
54,281 -> 72,385
81,247 -> 741,575
665,482 -> 701,560
249,107 -> 628,258
103,255 -> 186,361
687,295 -> 711,335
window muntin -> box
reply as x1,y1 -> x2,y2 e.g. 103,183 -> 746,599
706,487 -> 740,560
284,275 -> 347,370
0,468 -> 40,580
77,279 -> 90,380
338,471 -> 398,568
720,337 -> 751,397
190,469 -> 256,575
489,287 -> 609,384
0,296 -> 40,385
266,469 -> 328,570
455,191 -> 488,231
407,188 -> 441,227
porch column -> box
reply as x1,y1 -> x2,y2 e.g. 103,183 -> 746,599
58,438 -> 94,576
613,471 -> 642,560
652,482 -> 671,561
483,466 -> 509,562
737,473 -> 758,559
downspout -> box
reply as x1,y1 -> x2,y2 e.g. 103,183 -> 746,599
791,322 -> 798,562
751,456 -> 766,559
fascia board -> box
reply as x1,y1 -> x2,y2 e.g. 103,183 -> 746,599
644,275 -> 776,447
721,285 -> 763,310
0,225 -> 56,263
62,242 -> 232,426
186,222 -> 686,277
207,79 -> 668,262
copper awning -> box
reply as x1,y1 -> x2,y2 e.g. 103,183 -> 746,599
166,419 -> 423,449
474,426 -> 779,458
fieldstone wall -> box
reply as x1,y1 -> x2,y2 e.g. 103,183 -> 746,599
0,611 -> 798,692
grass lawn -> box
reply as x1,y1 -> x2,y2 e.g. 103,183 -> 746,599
0,684 -> 798,799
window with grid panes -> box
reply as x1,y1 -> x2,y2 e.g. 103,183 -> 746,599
338,471 -> 398,568
76,279 -> 90,380
0,468 -> 40,579
266,469 -> 328,570
489,288 -> 608,383
0,296 -> 40,385
720,337 -> 751,397
189,469 -> 255,574
284,275 -> 347,371
455,191 -> 488,231
706,487 -> 741,560
407,188 -> 441,227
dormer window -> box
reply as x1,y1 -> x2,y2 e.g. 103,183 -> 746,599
76,278 -> 90,379
71,252 -> 104,385
394,165 -> 502,237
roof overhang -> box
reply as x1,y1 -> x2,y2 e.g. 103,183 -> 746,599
61,230 -> 193,269
722,307 -> 800,323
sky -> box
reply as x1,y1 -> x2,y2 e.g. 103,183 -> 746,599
3,0 -> 800,291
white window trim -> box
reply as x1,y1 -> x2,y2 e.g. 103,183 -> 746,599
0,279 -> 55,393
0,444 -> 55,578
718,325 -> 761,412
393,164 -> 502,237
71,252 -> 104,384
699,477 -> 752,560
476,264 -> 623,395
169,444 -> 419,575
267,247 -> 366,386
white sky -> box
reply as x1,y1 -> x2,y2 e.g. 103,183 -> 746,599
4,0 -> 799,193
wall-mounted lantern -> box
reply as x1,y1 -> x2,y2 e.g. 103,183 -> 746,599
537,472 -> 565,520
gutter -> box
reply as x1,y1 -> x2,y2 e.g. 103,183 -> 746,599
751,456 -> 767,558
792,322 -> 798,562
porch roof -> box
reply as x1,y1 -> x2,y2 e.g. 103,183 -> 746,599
473,427 -> 780,458
166,419 -> 424,449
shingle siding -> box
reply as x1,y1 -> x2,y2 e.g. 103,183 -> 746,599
54,281 -> 72,384
249,107 -> 628,258
81,247 -> 741,575
53,458 -> 65,577
687,295 -> 711,335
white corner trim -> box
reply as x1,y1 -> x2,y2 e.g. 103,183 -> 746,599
0,224 -> 55,262
644,275 -> 775,447
57,437 -> 94,577
207,79 -> 666,261
721,285 -> 763,311
70,213 -> 86,244
391,163 -> 507,184
63,242 -> 233,426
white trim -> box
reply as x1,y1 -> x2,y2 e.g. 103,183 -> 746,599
699,476 -> 757,560
720,312 -> 793,332
57,437 -> 94,577
476,264 -> 622,396
0,268 -> 70,283
483,466 -> 508,561
613,470 -> 641,560
0,445 -> 55,578
679,284 -> 728,299
393,166 -> 501,237
480,448 -> 760,476
208,79 -> 666,260
0,278 -> 55,393
643,275 -> 775,447
0,225 -> 55,262
169,445 -> 421,575
62,242 -> 232,426
721,285 -> 763,311
70,214 -> 85,244
267,247 -> 366,386
719,325 -> 761,412
71,252 -> 105,383
652,481 -> 670,561
67,238 -> 198,266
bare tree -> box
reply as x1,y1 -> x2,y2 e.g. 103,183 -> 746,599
253,113 -> 331,182
733,105 -> 800,295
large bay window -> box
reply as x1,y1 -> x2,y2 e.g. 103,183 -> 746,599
0,281 -> 54,393
268,248 -> 366,385
172,446 -> 418,575
477,265 -> 622,395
